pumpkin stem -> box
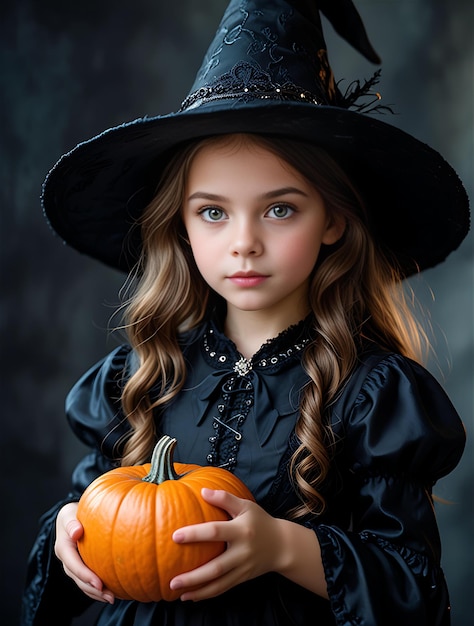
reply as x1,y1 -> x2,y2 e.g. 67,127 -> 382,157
142,435 -> 180,484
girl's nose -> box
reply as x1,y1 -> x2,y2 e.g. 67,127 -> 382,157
229,220 -> 263,257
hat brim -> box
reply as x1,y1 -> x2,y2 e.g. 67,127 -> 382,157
42,100 -> 470,275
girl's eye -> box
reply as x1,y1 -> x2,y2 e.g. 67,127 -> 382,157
267,204 -> 294,219
200,207 -> 226,222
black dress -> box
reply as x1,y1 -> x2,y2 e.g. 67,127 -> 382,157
21,318 -> 465,625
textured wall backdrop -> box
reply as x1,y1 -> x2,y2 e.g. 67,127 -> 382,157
1,1 -> 472,624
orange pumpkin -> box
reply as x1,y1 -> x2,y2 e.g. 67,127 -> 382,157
76,434 -> 254,602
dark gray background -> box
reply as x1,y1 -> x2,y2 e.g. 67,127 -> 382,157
1,1 -> 472,624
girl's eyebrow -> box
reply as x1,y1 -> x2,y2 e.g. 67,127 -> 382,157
187,186 -> 309,202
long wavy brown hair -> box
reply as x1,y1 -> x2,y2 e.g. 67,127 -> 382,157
116,133 -> 431,518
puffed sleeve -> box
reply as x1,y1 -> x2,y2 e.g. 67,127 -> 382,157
21,345 -> 133,626
314,353 -> 465,626
66,344 -> 135,458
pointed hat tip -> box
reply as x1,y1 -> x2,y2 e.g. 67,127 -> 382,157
319,0 -> 381,64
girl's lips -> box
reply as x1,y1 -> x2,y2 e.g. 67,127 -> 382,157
228,273 -> 268,287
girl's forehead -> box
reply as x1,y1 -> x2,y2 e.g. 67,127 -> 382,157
190,134 -> 301,178
194,133 -> 267,157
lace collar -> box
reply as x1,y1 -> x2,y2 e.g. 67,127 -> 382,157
202,315 -> 313,376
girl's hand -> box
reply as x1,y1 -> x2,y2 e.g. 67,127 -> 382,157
169,488 -> 290,601
54,502 -> 114,604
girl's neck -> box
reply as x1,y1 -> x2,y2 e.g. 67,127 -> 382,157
224,307 -> 309,360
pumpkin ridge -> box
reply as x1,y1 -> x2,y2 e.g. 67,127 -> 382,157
80,481 -> 107,577
109,484 -> 136,600
133,485 -> 158,602
114,482 -> 152,601
154,479 -> 190,600
152,487 -> 162,601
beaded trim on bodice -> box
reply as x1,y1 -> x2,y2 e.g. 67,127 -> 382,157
202,318 -> 312,374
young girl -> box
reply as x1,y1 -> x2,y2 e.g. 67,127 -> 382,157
22,1 -> 469,625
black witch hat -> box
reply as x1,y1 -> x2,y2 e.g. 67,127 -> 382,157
42,0 -> 470,275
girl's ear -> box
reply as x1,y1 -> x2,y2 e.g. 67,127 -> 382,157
322,214 -> 346,245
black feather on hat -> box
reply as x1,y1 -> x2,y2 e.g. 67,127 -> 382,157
42,0 -> 470,276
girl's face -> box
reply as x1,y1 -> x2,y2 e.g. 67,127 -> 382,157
182,136 -> 344,324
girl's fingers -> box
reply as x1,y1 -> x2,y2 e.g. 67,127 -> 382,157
170,550 -> 237,599
172,488 -> 250,545
200,487 -> 248,519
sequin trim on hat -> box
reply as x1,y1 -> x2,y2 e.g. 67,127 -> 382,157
180,60 -> 321,111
